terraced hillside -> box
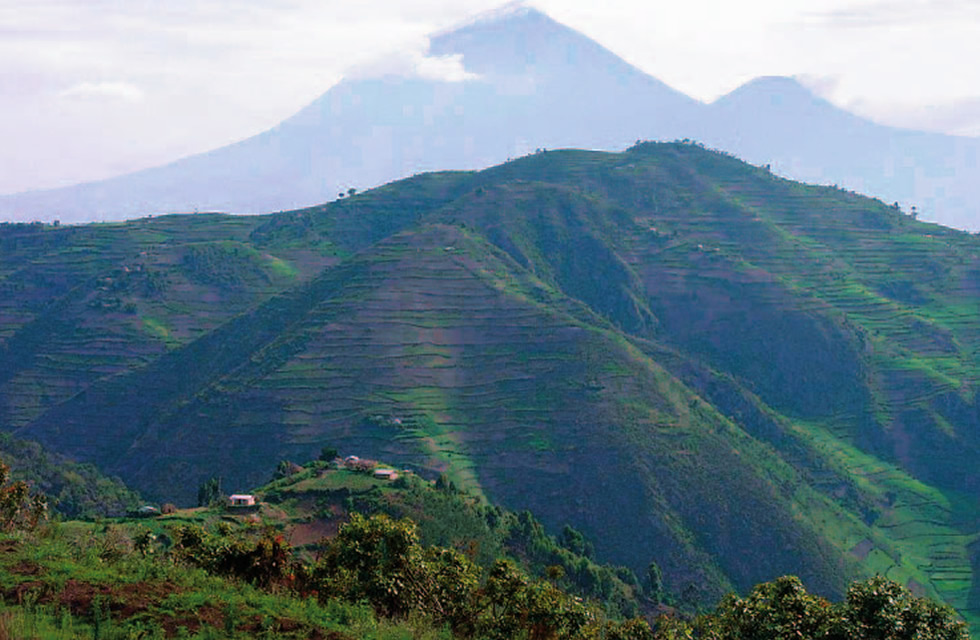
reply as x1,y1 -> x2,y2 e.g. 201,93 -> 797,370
0,215 -> 340,429
3,142 -> 979,629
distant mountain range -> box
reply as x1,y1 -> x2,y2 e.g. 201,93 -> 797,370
2,6 -> 979,230
3,142 -> 979,629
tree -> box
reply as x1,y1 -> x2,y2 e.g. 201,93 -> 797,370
311,513 -> 480,623
696,575 -> 831,640
673,575 -> 968,640
558,524 -> 594,559
197,476 -> 222,507
647,560 -> 665,604
479,558 -> 592,640
273,460 -> 302,480
607,617 -> 656,640
829,575 -> 968,640
0,459 -> 46,531
318,446 -> 339,462
435,473 -> 456,493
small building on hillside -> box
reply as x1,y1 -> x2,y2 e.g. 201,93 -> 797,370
345,455 -> 378,472
373,469 -> 399,481
228,494 -> 257,508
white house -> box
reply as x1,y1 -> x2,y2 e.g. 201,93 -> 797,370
228,494 -> 257,508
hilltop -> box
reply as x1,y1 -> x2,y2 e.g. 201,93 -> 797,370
1,142 -> 979,629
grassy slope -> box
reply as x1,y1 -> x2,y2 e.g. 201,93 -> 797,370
4,143 -> 979,629
0,214 -> 338,430
0,522 -> 421,640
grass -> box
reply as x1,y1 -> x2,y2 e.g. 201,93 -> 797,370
0,522 -> 450,640
788,417 -> 978,633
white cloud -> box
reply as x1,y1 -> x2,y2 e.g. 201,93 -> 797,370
805,0 -> 980,29
794,74 -> 842,99
58,81 -> 144,102
414,52 -> 480,82
846,97 -> 980,137
348,48 -> 480,83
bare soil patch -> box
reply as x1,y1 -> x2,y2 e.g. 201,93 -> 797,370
849,539 -> 874,560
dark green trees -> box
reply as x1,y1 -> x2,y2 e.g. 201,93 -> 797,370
680,575 -> 968,640
196,476 -> 222,507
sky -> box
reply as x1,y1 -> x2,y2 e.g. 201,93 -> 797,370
3,0 -> 980,195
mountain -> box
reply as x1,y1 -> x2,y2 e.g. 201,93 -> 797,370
0,6 -> 697,224
694,76 -> 980,230
3,142 -> 979,630
2,6 -> 980,229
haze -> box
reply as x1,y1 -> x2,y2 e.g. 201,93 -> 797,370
3,0 -> 980,195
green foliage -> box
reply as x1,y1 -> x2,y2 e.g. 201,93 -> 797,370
832,575 -> 969,640
310,513 -> 481,628
273,460 -> 303,481
0,518 -> 397,639
693,576 -> 833,639
171,524 -> 292,588
336,470 -> 646,617
179,241 -> 274,289
505,510 -> 642,617
0,490 -> 968,640
647,562 -> 666,604
196,476 -> 222,508
656,575 -> 969,640
559,525 -> 595,559
306,514 -> 616,640
0,434 -> 139,519
0,458 -> 47,531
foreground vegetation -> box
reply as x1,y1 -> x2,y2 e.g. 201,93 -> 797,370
0,515 -> 967,639
0,434 -> 139,520
0,458 -> 969,639
255,457 -> 653,618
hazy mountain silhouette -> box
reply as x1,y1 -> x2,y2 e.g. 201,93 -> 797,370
694,76 -> 980,230
1,4 -> 978,229
0,6 -> 697,223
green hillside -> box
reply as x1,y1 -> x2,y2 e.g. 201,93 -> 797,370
0,433 -> 140,519
3,142 -> 979,630
0,460 -> 965,640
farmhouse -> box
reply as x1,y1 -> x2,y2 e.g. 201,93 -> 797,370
228,494 -> 256,508
373,468 -> 399,481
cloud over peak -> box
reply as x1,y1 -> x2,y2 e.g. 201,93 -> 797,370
347,48 -> 480,83
58,81 -> 144,102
